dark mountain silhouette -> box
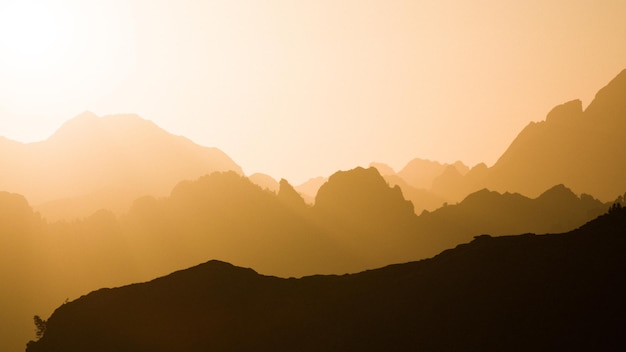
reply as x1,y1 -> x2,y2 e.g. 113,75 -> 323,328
4,69 -> 626,352
0,112 -> 242,220
0,168 -> 614,351
27,207 -> 626,352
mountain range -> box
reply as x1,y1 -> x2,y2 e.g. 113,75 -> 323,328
0,167 -> 611,351
0,112 -> 241,220
362,69 -> 626,207
2,69 -> 625,221
441,68 -> 626,202
0,68 -> 625,351
26,207 -> 626,351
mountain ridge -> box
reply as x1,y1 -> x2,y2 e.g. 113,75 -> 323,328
420,68 -> 626,203
26,207 -> 626,351
0,112 -> 242,218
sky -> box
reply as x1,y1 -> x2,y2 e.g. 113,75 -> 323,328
0,0 -> 625,185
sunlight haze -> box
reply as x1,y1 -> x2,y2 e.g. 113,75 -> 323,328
0,0 -> 625,184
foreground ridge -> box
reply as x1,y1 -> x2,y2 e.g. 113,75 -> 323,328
27,208 -> 626,351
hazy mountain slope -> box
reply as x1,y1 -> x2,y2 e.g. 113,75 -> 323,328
248,172 -> 279,193
382,174 -> 446,213
0,193 -> 140,352
0,192 -> 49,352
122,171 -> 357,277
486,69 -> 626,200
32,188 -> 140,222
0,168 -> 614,351
295,176 -> 327,204
312,167 -> 419,266
0,172 -> 614,351
397,158 -> 469,189
314,167 -> 415,233
430,162 -> 489,203
122,168 -> 420,277
27,208 -> 626,352
0,112 -> 242,215
414,184 -> 609,257
368,162 -> 448,214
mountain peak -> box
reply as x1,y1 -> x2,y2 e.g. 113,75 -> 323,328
536,184 -> 578,203
1,112 -> 242,205
545,99 -> 583,124
584,68 -> 626,120
315,166 -> 415,223
49,113 -> 162,142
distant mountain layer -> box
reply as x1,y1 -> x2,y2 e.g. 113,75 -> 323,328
479,70 -> 625,201
389,69 -> 626,204
27,208 -> 626,352
0,168 -> 611,351
0,112 -> 242,208
487,71 -> 626,200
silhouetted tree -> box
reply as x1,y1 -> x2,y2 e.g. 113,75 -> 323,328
33,315 -> 46,339
608,201 -> 623,215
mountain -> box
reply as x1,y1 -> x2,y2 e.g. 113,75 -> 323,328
368,161 -> 396,176
414,184 -> 609,257
295,176 -> 327,204
381,173 -> 446,213
485,69 -> 626,201
368,162 -> 448,214
408,69 -> 626,203
397,158 -> 468,189
0,112 -> 242,218
314,167 -> 415,232
248,173 -> 279,193
26,207 -> 626,351
430,162 -> 489,203
0,170 -> 613,351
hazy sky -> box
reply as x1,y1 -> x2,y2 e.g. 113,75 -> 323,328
0,0 -> 625,184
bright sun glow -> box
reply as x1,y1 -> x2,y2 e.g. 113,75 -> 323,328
0,0 -> 135,120
0,1 -> 64,66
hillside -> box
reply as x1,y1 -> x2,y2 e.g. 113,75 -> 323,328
414,184 -> 609,256
0,112 -> 242,219
486,69 -> 626,200
26,207 -> 626,351
0,168 -> 613,351
397,69 -> 626,204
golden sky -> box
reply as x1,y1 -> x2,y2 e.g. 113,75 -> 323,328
0,0 -> 625,184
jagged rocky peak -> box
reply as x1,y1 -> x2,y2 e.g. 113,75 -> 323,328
277,178 -> 308,209
545,99 -> 583,124
315,166 -> 414,217
584,68 -> 626,119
